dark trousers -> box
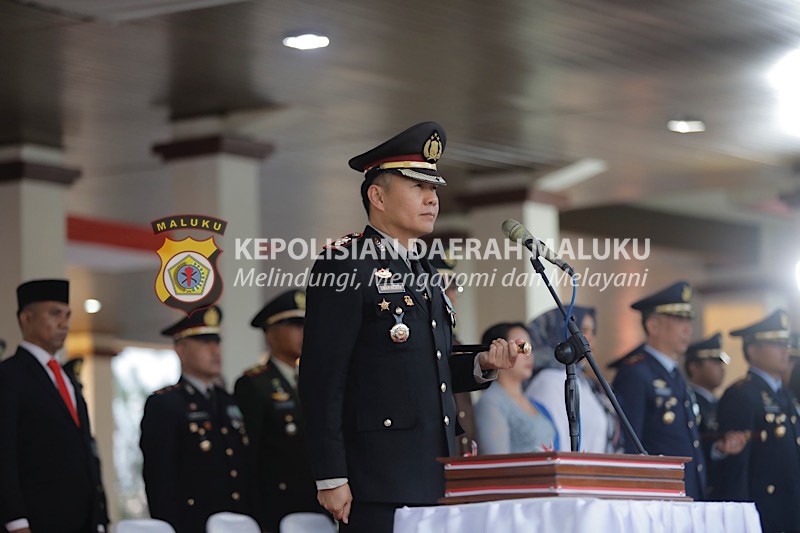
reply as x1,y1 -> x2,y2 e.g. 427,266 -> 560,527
339,501 -> 402,533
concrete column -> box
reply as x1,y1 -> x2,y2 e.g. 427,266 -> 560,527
153,134 -> 272,386
0,144 -> 79,354
460,179 -> 568,336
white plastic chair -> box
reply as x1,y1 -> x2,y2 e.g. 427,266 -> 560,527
206,511 -> 261,533
113,519 -> 176,533
280,512 -> 337,533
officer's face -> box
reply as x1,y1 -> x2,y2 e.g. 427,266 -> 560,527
750,341 -> 790,376
373,175 -> 439,239
647,314 -> 693,357
176,337 -> 222,381
693,359 -> 726,390
266,321 -> 304,362
19,301 -> 70,355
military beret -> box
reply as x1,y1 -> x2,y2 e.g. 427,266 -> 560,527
631,280 -> 694,318
250,289 -> 305,329
348,121 -> 447,186
686,333 -> 730,364
17,279 -> 69,312
161,306 -> 222,341
729,309 -> 790,343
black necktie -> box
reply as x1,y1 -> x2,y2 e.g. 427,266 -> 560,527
410,258 -> 431,311
776,386 -> 791,411
207,387 -> 218,418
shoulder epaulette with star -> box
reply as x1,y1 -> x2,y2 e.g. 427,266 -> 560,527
624,354 -> 645,366
323,232 -> 364,250
154,384 -> 180,395
731,376 -> 751,388
243,363 -> 269,377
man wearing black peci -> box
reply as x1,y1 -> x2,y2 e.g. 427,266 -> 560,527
0,279 -> 109,533
300,122 -> 527,532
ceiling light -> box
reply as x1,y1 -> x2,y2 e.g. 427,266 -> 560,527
84,299 -> 102,314
667,120 -> 706,134
282,33 -> 330,51
769,49 -> 800,92
796,260 -> 800,292
769,49 -> 800,136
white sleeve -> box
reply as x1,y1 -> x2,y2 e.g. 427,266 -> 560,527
526,370 -> 570,451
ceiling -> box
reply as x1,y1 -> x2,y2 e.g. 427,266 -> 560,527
4,0 -> 800,339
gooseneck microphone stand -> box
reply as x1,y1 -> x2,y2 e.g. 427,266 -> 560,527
527,251 -> 647,455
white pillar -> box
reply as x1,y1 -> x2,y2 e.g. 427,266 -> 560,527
462,181 -> 567,335
0,145 -> 78,354
153,135 -> 272,386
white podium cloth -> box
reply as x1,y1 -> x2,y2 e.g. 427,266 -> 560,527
394,497 -> 762,533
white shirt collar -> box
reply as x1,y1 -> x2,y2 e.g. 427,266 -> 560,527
20,340 -> 60,367
182,374 -> 211,396
643,344 -> 678,374
271,356 -> 298,390
749,366 -> 783,393
690,383 -> 717,403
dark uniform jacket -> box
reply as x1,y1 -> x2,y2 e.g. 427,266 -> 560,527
0,347 -> 108,532
300,226 -> 490,505
712,371 -> 800,533
611,346 -> 706,500
234,361 -> 324,532
690,384 -> 720,496
453,336 -> 477,456
140,376 -> 261,532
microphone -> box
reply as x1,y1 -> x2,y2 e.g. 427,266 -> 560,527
501,219 -> 576,276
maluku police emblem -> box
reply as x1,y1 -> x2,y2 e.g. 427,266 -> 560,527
152,215 -> 227,314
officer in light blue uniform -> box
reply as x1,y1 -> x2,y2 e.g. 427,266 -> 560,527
713,310 -> 800,533
610,281 -> 706,500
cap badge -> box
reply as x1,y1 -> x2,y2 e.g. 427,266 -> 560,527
204,307 -> 220,327
294,291 -> 306,311
780,312 -> 789,330
682,285 -> 692,302
423,131 -> 443,162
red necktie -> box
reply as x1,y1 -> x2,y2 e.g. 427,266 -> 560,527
47,359 -> 80,427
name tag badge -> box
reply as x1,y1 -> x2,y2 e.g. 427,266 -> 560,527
377,283 -> 405,294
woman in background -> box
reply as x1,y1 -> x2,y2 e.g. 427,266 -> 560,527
525,306 -> 624,453
475,322 -> 558,454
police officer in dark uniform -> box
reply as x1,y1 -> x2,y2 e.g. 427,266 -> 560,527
234,289 -> 327,532
784,333 -> 800,400
300,122 -> 524,532
610,281 -> 706,500
140,306 -> 261,532
430,251 -> 477,456
684,333 -> 730,495
713,310 -> 800,533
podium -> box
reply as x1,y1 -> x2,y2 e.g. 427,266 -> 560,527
437,452 -> 692,504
